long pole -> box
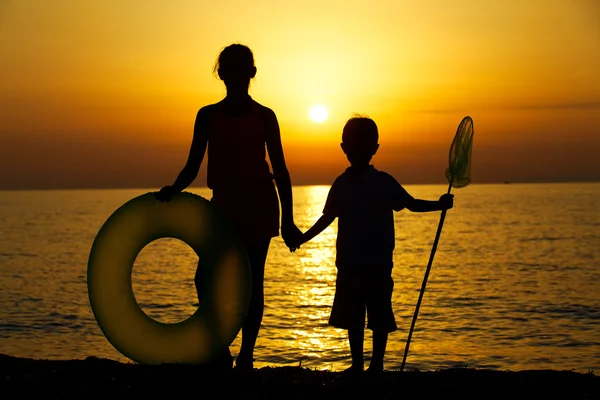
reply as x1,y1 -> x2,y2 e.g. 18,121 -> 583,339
400,179 -> 453,372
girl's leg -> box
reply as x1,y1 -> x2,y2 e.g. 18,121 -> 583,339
348,328 -> 365,371
195,260 -> 233,368
368,331 -> 388,371
236,238 -> 271,368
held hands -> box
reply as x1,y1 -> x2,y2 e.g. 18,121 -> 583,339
286,233 -> 305,252
438,193 -> 454,210
281,222 -> 303,253
155,186 -> 179,202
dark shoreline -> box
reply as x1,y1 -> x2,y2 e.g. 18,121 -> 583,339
1,354 -> 598,399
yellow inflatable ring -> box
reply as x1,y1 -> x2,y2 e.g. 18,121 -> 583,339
87,192 -> 251,365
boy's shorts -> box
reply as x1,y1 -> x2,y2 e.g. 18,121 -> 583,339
328,264 -> 397,333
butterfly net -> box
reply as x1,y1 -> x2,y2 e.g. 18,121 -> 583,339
445,116 -> 474,189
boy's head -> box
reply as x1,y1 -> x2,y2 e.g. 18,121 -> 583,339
341,116 -> 379,166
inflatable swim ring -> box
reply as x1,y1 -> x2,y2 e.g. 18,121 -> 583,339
87,192 -> 251,365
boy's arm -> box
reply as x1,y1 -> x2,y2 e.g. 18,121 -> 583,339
406,194 -> 454,212
298,213 -> 336,246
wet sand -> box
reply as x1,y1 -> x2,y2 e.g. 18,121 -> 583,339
1,354 -> 598,399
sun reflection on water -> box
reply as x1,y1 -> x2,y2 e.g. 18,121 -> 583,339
251,185 -> 346,365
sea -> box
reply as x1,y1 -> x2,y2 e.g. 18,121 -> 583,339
0,183 -> 599,372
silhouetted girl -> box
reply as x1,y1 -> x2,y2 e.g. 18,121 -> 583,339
156,43 -> 301,369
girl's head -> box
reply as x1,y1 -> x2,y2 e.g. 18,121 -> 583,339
213,44 -> 257,92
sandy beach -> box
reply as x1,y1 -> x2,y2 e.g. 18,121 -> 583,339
1,354 -> 598,399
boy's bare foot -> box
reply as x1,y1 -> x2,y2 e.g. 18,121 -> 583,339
365,365 -> 384,375
367,360 -> 384,372
342,365 -> 364,375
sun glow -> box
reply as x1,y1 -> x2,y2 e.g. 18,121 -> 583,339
309,105 -> 328,123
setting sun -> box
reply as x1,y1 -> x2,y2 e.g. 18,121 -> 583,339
309,105 -> 328,123
1,0 -> 599,189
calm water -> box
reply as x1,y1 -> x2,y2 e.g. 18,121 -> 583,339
0,183 -> 599,371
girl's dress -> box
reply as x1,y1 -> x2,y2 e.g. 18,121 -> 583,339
206,100 -> 280,243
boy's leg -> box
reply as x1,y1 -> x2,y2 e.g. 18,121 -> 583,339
348,328 -> 365,370
368,331 -> 388,371
329,266 -> 366,372
365,265 -> 396,372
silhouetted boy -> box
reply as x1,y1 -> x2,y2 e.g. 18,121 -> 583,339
292,116 -> 454,373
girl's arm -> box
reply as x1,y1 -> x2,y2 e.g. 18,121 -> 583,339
263,107 -> 302,248
156,107 -> 210,201
172,108 -> 209,190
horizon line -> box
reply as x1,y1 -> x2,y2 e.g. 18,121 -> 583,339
1,179 -> 599,192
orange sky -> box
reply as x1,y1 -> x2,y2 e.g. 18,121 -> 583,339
1,0 -> 599,189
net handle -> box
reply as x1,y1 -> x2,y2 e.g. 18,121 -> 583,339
400,176 -> 452,371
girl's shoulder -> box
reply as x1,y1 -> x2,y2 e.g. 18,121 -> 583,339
195,103 -> 221,123
252,99 -> 277,120
198,102 -> 220,114
192,104 -> 221,133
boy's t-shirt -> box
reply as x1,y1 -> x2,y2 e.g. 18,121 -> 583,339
323,165 -> 413,267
